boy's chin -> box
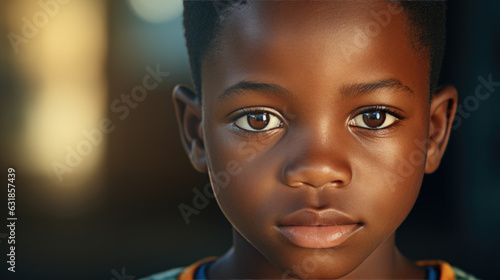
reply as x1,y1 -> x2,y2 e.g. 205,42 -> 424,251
264,246 -> 366,280
280,262 -> 357,280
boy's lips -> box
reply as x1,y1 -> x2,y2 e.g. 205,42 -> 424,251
275,209 -> 363,248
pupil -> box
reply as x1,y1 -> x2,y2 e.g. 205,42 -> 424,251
362,111 -> 386,128
248,112 -> 270,130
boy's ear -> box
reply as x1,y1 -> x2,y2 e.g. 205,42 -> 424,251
172,85 -> 207,173
425,85 -> 458,174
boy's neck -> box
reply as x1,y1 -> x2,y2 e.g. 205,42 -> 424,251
207,229 -> 285,279
207,228 -> 426,279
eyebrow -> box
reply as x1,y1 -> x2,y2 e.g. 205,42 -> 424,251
217,81 -> 291,101
340,78 -> 414,97
217,78 -> 414,101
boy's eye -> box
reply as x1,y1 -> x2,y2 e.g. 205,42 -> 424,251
234,111 -> 283,132
349,110 -> 399,129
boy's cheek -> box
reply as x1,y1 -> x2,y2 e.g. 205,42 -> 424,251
208,168 -> 279,240
350,137 -> 427,216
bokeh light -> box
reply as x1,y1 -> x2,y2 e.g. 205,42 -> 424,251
128,0 -> 183,23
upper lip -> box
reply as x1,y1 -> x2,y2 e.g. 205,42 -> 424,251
277,208 -> 361,226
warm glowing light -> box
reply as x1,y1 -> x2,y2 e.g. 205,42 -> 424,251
6,0 -> 107,193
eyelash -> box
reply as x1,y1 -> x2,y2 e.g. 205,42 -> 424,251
348,105 -> 406,130
230,107 -> 285,136
229,105 -> 406,136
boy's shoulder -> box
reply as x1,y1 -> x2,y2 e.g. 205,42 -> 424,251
417,260 -> 482,280
139,258 -> 481,280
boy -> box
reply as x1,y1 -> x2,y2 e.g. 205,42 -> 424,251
141,1 -> 480,279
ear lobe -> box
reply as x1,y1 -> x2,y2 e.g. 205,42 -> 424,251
425,85 -> 458,174
172,85 -> 207,173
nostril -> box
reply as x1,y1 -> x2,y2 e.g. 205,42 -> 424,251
313,180 -> 344,189
286,180 -> 345,189
288,181 -> 306,188
282,157 -> 352,189
328,180 -> 344,188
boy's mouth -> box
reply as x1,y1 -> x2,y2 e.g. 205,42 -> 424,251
275,209 -> 363,249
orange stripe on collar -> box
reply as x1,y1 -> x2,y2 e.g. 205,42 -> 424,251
178,256 -> 218,280
417,260 -> 456,280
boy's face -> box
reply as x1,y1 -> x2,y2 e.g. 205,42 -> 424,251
175,1 -> 457,278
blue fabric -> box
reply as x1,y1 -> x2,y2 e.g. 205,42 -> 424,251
425,265 -> 439,280
193,261 -> 214,280
194,262 -> 441,280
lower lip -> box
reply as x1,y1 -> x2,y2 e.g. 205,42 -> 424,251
276,224 -> 361,248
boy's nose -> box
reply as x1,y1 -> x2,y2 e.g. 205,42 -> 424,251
281,130 -> 352,189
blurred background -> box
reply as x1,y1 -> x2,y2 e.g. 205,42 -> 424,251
0,0 -> 498,279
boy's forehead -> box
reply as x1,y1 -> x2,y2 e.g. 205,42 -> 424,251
215,1 -> 405,54
225,1 -> 373,34
202,1 -> 429,104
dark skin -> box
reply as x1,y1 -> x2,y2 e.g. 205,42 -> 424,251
173,1 -> 458,279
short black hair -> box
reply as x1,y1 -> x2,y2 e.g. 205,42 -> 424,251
182,0 -> 446,102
